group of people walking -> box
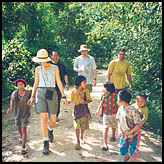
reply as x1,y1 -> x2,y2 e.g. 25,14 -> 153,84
7,44 -> 148,162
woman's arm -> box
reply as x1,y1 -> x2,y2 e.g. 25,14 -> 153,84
27,67 -> 39,105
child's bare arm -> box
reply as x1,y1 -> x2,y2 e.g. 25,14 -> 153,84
80,99 -> 92,105
64,99 -> 71,105
141,119 -> 146,126
117,119 -> 124,138
96,101 -> 103,115
125,123 -> 142,137
6,101 -> 14,114
133,129 -> 140,137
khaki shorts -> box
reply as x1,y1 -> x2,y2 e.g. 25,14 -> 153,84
86,84 -> 92,93
35,88 -> 58,114
73,116 -> 89,130
103,114 -> 118,129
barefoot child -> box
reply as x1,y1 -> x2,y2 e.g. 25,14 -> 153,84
6,79 -> 31,155
116,90 -> 142,162
66,75 -> 92,150
96,81 -> 118,151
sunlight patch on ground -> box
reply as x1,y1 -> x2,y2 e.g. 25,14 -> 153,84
89,122 -> 103,132
28,140 -> 42,150
152,156 -> 162,162
140,146 -> 154,153
81,144 -> 93,151
49,149 -> 66,156
3,153 -> 24,162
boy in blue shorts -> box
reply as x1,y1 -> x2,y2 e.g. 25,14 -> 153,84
116,90 -> 142,162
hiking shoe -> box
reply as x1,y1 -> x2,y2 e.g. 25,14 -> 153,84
48,130 -> 54,143
43,141 -> 49,155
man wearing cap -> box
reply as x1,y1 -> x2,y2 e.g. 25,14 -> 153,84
73,44 -> 97,93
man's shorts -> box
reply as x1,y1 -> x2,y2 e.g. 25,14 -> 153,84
103,114 -> 118,129
73,116 -> 89,130
35,87 -> 58,114
15,119 -> 28,128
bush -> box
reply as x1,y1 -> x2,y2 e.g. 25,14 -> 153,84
2,38 -> 35,98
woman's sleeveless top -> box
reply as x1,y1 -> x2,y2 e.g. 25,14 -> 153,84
37,64 -> 56,87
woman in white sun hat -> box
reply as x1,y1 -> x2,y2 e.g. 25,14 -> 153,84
27,49 -> 67,155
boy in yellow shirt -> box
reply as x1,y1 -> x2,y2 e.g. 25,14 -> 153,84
66,75 -> 92,150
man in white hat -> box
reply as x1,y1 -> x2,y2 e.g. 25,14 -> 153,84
73,44 -> 97,93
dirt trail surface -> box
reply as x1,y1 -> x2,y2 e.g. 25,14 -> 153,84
2,69 -> 162,162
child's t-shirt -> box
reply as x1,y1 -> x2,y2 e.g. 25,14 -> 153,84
132,103 -> 149,121
68,88 -> 92,105
68,88 -> 92,118
11,90 -> 31,120
116,105 -> 142,132
101,92 -> 118,115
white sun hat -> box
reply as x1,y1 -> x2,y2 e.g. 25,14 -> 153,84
78,44 -> 90,52
32,49 -> 51,63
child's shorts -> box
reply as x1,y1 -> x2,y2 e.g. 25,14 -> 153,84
35,87 -> 58,114
103,114 -> 118,129
73,116 -> 89,130
119,134 -> 138,157
15,118 -> 28,128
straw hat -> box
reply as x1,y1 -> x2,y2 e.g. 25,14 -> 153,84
78,44 -> 90,52
32,49 -> 51,63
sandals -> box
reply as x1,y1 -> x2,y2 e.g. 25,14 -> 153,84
120,154 -> 130,162
21,148 -> 27,155
75,144 -> 81,150
102,146 -> 109,151
110,137 -> 116,142
80,139 -> 86,144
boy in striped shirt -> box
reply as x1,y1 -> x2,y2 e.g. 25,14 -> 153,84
96,82 -> 118,151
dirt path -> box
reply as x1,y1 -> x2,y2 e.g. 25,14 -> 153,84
2,69 -> 162,162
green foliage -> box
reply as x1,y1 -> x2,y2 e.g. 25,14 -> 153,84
2,2 -> 162,136
2,38 -> 34,97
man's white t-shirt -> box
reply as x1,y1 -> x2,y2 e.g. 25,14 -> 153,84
74,55 -> 96,84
